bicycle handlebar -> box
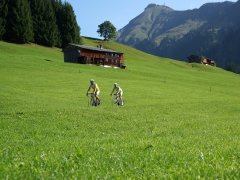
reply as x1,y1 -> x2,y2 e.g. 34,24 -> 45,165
86,92 -> 95,96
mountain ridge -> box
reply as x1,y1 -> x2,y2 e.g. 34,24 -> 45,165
116,1 -> 240,73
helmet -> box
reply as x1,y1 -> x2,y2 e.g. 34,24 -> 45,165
90,79 -> 94,83
114,83 -> 118,87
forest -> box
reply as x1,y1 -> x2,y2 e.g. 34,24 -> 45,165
0,0 -> 81,48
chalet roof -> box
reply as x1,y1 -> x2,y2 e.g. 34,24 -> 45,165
68,43 -> 122,54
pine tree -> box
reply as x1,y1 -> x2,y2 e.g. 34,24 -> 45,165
29,0 -> 43,44
51,0 -> 62,47
60,2 -> 81,47
4,0 -> 33,43
30,0 -> 58,47
0,0 -> 8,40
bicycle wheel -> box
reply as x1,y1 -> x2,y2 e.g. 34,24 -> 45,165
97,98 -> 101,106
88,94 -> 95,107
119,97 -> 126,106
88,96 -> 93,107
112,96 -> 117,106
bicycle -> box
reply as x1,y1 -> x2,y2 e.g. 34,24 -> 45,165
112,94 -> 124,106
87,92 -> 101,107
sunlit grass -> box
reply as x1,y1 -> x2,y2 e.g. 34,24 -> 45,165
0,40 -> 240,178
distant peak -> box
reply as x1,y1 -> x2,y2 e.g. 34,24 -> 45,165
200,1 -> 234,9
145,3 -> 158,9
145,3 -> 173,11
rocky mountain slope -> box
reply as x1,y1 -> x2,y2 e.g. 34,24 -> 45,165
116,1 -> 240,73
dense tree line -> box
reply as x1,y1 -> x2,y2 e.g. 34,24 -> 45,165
0,0 -> 9,40
0,0 -> 81,48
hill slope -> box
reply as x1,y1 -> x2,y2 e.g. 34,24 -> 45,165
116,1 -> 240,73
1,40 -> 240,178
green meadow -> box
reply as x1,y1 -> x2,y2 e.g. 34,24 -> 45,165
0,38 -> 240,178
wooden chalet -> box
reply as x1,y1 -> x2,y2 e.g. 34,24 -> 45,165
188,55 -> 216,66
64,44 -> 125,68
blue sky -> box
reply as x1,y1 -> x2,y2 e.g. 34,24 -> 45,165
67,0 -> 237,38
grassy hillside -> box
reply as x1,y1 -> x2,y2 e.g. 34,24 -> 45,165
0,39 -> 240,178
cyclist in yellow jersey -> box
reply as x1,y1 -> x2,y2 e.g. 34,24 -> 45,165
86,79 -> 100,103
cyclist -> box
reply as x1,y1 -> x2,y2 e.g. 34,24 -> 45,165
110,83 -> 123,106
86,79 -> 100,105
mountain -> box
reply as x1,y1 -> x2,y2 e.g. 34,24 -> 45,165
116,1 -> 240,73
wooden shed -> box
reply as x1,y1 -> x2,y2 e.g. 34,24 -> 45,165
188,55 -> 216,66
64,43 -> 125,68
